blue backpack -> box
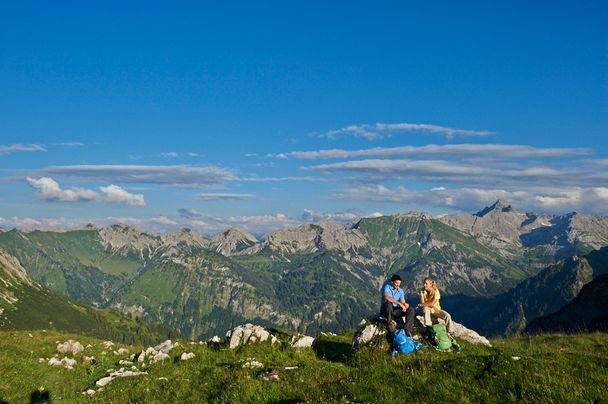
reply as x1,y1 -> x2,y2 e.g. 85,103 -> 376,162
391,329 -> 419,355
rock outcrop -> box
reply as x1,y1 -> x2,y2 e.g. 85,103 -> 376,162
225,324 -> 279,349
352,316 -> 491,351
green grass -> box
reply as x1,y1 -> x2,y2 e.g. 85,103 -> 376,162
1,330 -> 606,403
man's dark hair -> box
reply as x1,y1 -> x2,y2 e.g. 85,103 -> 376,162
390,274 -> 402,282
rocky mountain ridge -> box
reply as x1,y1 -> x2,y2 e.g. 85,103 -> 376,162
439,200 -> 608,256
2,201 -> 608,339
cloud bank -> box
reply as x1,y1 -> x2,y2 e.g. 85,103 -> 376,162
320,122 -> 493,140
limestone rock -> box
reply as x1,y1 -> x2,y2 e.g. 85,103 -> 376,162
226,324 -> 278,349
290,335 -> 315,348
180,352 -> 195,361
351,319 -> 386,351
57,340 -> 84,355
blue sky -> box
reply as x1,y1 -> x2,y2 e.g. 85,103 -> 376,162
1,2 -> 607,235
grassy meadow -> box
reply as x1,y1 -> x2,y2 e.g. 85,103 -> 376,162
1,329 -> 607,403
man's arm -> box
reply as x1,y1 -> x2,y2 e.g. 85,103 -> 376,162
384,292 -> 408,310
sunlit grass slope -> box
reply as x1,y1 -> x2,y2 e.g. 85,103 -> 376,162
0,330 -> 606,403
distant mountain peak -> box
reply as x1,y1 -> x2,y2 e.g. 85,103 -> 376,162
475,199 -> 519,217
210,227 -> 258,255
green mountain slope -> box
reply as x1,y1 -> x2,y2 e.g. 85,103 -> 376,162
0,229 -> 142,305
446,246 -> 608,336
0,248 -> 170,345
526,273 -> 608,333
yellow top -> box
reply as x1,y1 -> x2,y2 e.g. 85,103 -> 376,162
420,288 -> 441,313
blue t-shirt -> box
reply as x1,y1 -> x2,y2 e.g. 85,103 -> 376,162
380,283 -> 404,309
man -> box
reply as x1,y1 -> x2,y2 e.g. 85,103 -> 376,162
381,274 -> 415,336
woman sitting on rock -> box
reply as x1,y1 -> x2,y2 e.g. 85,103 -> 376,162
417,276 -> 455,337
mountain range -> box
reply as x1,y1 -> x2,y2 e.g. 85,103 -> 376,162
1,200 -> 607,339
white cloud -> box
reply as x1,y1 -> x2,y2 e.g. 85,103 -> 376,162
26,177 -> 146,206
178,208 -> 301,235
302,158 -> 602,188
274,144 -> 592,160
320,122 -> 493,140
152,215 -> 178,225
300,209 -> 359,223
194,193 -> 254,201
42,165 -> 234,188
334,184 -> 608,215
0,143 -> 46,155
100,184 -> 145,206
159,152 -> 179,158
26,177 -> 99,202
58,142 -> 85,147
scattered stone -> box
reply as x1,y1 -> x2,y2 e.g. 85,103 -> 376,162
152,352 -> 169,363
102,341 -> 114,349
119,360 -> 133,366
284,366 -> 298,370
116,347 -> 129,355
290,335 -> 315,348
96,376 -> 113,388
95,368 -> 148,388
511,356 -> 521,361
157,377 -> 169,381
83,389 -> 96,396
262,371 -> 280,381
48,357 -> 77,370
57,340 -> 84,355
209,336 -> 221,343
83,356 -> 96,365
180,352 -> 195,361
154,340 -> 174,354
226,324 -> 278,349
242,359 -> 264,368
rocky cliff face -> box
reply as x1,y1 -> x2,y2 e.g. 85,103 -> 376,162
440,200 -> 608,260
209,228 -> 258,256
259,221 -> 367,255
98,224 -> 161,257
526,273 -> 608,333
0,248 -> 32,286
0,248 -> 36,307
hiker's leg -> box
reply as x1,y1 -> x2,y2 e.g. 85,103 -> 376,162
403,306 -> 415,334
423,307 -> 433,327
436,310 -> 455,334
382,302 -> 396,332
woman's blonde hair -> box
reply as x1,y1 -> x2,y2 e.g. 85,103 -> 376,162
423,276 -> 439,298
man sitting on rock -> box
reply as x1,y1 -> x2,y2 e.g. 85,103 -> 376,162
381,274 -> 415,337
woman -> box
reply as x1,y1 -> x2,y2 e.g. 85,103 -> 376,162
417,277 -> 455,336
